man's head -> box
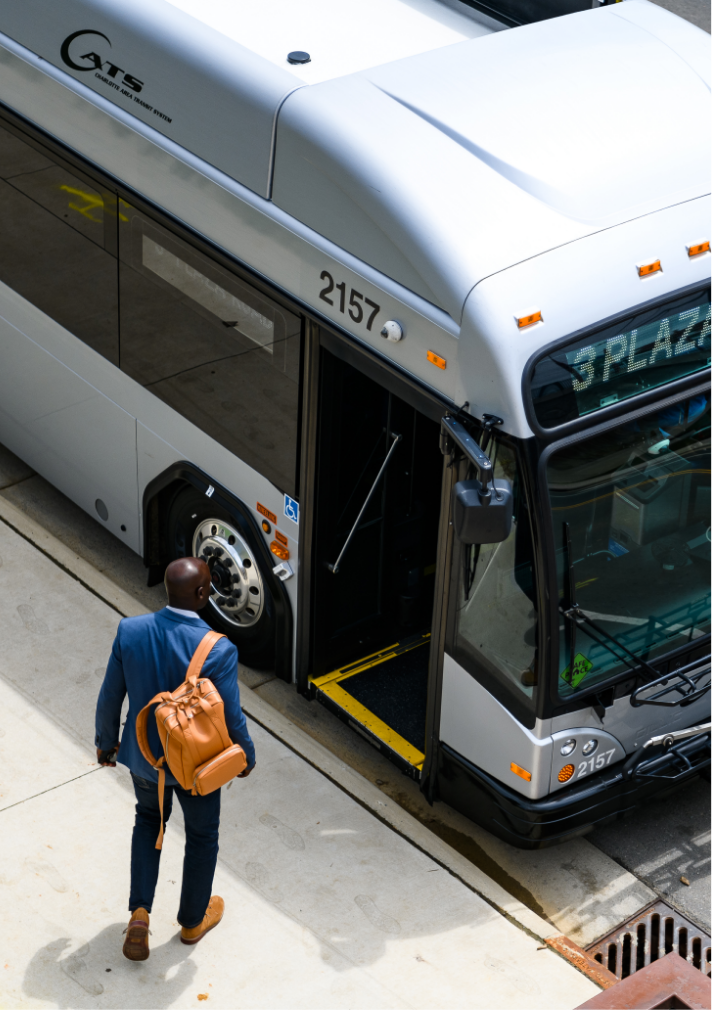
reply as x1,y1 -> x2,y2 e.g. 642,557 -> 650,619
164,557 -> 212,611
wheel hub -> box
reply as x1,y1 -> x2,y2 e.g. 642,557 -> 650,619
192,519 -> 264,628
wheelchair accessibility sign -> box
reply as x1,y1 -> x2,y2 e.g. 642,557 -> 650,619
284,494 -> 299,525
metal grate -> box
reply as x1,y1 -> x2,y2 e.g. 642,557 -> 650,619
586,899 -> 711,981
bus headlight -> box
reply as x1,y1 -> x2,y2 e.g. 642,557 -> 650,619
582,739 -> 598,756
560,739 -> 576,756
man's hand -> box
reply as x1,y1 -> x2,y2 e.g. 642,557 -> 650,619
238,764 -> 254,778
97,745 -> 119,767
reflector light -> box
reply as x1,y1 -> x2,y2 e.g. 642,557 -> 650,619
261,520 -> 271,534
688,241 -> 710,258
510,762 -> 532,782
517,310 -> 542,329
426,350 -> 446,370
558,764 -> 575,783
270,541 -> 289,560
637,259 -> 661,277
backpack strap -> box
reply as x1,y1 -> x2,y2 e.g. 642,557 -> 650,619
185,630 -> 227,688
155,765 -> 166,850
135,692 -> 171,769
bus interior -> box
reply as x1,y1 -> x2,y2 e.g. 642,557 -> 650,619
308,348 -> 444,773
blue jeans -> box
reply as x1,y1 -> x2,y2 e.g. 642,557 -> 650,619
129,773 -> 221,929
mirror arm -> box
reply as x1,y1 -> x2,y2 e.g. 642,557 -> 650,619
441,415 -> 500,500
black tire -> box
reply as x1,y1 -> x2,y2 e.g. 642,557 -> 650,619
166,485 -> 276,669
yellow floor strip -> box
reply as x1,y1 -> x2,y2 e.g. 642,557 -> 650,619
317,680 -> 425,769
309,633 -> 431,769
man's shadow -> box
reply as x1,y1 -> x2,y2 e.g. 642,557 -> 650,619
23,923 -> 199,1009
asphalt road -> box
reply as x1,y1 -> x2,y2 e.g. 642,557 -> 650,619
650,0 -> 710,31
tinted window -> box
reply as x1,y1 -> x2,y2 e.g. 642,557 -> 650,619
118,206 -> 302,496
0,120 -> 119,363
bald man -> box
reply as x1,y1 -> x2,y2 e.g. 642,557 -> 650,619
95,558 -> 255,961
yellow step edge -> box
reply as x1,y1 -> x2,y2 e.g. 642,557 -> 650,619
310,642 -> 401,688
317,680 -> 425,770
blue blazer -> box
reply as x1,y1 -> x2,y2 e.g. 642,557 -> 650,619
95,608 -> 255,785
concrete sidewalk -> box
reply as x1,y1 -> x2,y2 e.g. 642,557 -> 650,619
0,499 -> 599,1007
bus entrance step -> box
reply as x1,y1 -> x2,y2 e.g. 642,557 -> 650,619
310,633 -> 430,772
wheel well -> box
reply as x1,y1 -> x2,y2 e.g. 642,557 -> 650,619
142,462 -> 293,681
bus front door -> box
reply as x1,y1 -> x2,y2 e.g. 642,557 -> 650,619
307,345 -> 445,775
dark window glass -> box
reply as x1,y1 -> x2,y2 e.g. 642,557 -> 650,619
530,286 -> 711,428
0,120 -> 119,363
451,441 -> 538,716
118,206 -> 302,496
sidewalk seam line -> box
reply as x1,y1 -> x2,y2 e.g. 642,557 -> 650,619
0,767 -> 101,814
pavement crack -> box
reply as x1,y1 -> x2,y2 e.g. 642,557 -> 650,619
0,767 -> 101,815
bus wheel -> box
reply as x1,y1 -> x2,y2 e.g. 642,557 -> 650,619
166,487 -> 275,669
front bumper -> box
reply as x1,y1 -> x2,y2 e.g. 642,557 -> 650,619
437,732 -> 710,849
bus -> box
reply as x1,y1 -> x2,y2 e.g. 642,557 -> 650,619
0,0 -> 709,848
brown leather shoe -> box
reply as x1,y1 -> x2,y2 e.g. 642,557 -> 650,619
123,908 -> 150,961
180,896 -> 224,945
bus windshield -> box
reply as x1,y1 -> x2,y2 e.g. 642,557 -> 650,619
547,392 -> 711,699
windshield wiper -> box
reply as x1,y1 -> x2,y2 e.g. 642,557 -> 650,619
560,523 -> 660,683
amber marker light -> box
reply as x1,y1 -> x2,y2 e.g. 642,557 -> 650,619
426,350 -> 447,370
270,541 -> 289,561
261,520 -> 272,534
510,762 -> 532,782
688,241 -> 710,258
516,310 -> 542,329
558,764 -> 575,783
637,259 -> 662,277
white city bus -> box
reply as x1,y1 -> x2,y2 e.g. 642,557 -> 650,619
0,0 -> 709,847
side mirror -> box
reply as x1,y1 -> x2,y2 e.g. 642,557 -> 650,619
453,479 -> 513,544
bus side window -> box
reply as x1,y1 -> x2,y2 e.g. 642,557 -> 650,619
450,442 -> 538,714
117,206 -> 302,498
0,120 -> 119,365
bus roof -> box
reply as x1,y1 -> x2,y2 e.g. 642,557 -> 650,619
272,1 -> 711,318
2,0 -> 710,323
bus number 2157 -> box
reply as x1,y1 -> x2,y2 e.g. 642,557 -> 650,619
576,749 -> 616,780
319,270 -> 380,330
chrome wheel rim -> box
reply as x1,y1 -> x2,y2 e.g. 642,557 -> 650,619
192,518 -> 264,628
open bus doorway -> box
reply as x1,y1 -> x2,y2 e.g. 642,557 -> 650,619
308,346 -> 444,773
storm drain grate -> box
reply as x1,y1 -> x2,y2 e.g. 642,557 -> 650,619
586,899 -> 711,980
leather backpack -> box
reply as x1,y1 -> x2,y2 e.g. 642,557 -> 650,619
136,630 -> 247,849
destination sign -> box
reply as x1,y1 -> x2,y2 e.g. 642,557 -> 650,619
530,288 -> 711,428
